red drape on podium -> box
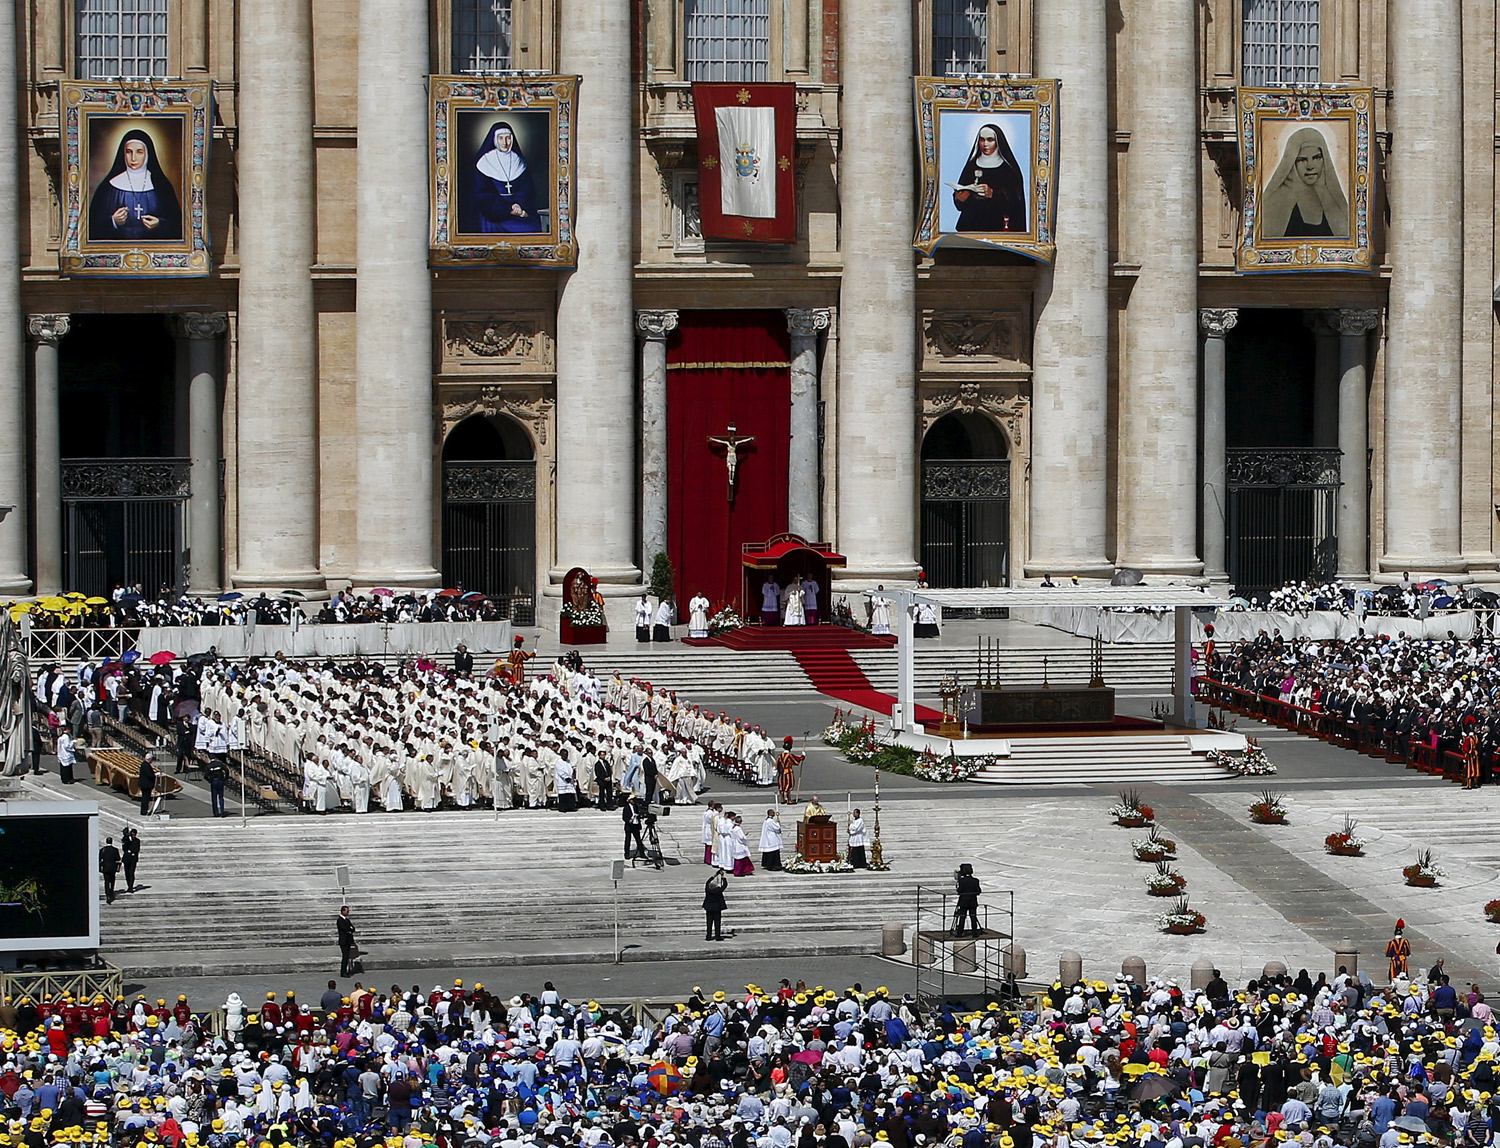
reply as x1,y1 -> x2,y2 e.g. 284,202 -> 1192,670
666,312 -> 791,612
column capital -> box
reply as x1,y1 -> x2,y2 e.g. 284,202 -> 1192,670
785,307 -> 832,337
635,309 -> 679,340
1334,308 -> 1381,337
170,311 -> 228,340
27,314 -> 69,344
1197,308 -> 1238,338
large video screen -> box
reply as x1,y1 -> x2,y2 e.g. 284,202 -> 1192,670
0,812 -> 97,950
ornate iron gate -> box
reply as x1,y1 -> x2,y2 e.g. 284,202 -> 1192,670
442,461 -> 536,624
920,459 -> 1010,588
62,459 -> 190,599
1226,448 -> 1341,595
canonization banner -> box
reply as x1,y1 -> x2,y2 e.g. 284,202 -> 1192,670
692,83 -> 797,243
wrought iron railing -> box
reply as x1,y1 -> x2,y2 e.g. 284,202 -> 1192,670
1225,448 -> 1342,488
922,460 -> 1012,501
442,460 -> 536,502
60,457 -> 191,501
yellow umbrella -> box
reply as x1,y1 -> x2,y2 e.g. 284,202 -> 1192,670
84,597 -> 109,606
63,591 -> 86,600
8,605 -> 31,622
38,596 -> 68,610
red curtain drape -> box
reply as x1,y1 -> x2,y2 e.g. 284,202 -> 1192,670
667,311 -> 791,613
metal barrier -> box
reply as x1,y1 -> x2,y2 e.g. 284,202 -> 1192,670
24,627 -> 141,664
1,964 -> 123,1002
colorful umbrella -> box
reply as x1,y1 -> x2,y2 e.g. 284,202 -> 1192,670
121,650 -> 141,664
38,596 -> 67,610
436,588 -> 463,598
371,587 -> 394,597
646,1062 -> 684,1096
85,596 -> 109,605
462,591 -> 488,601
62,591 -> 86,600
148,651 -> 177,666
217,591 -> 244,601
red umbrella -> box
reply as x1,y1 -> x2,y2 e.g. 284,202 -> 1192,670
790,1049 -> 823,1066
436,588 -> 463,598
371,587 -> 394,597
646,1062 -> 684,1095
148,651 -> 176,666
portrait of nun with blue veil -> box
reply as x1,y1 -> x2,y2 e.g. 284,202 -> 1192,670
87,125 -> 183,243
466,119 -> 545,235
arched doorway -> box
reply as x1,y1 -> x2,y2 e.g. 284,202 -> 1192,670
441,415 -> 536,623
920,412 -> 1010,587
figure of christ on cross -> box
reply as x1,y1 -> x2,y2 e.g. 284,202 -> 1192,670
707,423 -> 756,504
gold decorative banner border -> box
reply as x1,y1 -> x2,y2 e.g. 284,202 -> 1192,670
1236,87 -> 1375,274
430,75 -> 578,269
913,77 -> 1058,264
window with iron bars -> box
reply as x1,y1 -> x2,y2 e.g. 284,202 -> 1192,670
453,0 -> 513,74
76,0 -> 169,79
685,0 -> 771,83
933,0 -> 989,76
1242,0 -> 1320,87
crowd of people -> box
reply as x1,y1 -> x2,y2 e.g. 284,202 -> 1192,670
0,954 -> 1494,1148
1223,581 -> 1499,618
1205,632 -> 1500,784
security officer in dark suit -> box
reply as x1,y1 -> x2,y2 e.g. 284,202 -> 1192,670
337,905 -> 357,977
99,837 -> 121,903
453,644 -> 474,676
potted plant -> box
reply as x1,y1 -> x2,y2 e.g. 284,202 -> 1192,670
1157,894 -> 1206,935
1324,814 -> 1367,857
1132,826 -> 1177,863
1110,788 -> 1155,828
1484,899 -> 1500,924
1248,788 -> 1288,825
1403,848 -> 1444,888
1145,860 -> 1187,897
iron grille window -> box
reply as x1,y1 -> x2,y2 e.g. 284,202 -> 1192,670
77,0 -> 169,79
1242,0 -> 1320,87
453,0 -> 513,74
685,0 -> 771,82
934,0 -> 989,76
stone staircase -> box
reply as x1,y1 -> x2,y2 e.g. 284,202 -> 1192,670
971,734 -> 1235,785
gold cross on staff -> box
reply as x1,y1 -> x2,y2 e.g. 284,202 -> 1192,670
707,423 -> 756,504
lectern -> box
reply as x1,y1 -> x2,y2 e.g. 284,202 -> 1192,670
797,815 -> 838,862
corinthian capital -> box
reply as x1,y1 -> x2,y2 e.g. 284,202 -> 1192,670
1334,309 -> 1381,337
635,309 -> 679,339
172,311 -> 229,341
27,314 -> 70,344
785,308 -> 832,337
1198,308 -> 1238,338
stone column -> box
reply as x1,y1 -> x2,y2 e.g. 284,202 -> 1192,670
556,4 -> 639,595
1028,0 -> 1111,578
353,0 -> 439,587
1336,309 -> 1380,579
1199,309 -> 1237,582
235,0 -> 322,588
173,313 -> 227,593
836,0 -> 918,584
1308,312 -> 1339,448
636,309 -> 678,574
1382,0 -> 1464,572
0,0 -> 28,595
1118,0 -> 1201,573
786,308 -> 831,540
28,316 -> 68,596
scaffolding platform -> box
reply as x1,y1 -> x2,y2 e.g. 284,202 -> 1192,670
912,884 -> 1018,1004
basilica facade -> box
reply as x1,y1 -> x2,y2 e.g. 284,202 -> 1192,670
0,1 -> 1494,623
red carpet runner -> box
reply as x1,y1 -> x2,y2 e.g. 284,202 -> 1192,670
791,647 -> 943,722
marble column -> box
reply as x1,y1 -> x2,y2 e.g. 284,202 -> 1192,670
786,308 -> 831,541
173,313 -> 227,593
556,4 -> 639,591
636,309 -> 678,574
1336,309 -> 1381,579
1118,0 -> 1201,573
1199,309 -> 1237,583
28,316 -> 68,596
1308,312 -> 1339,448
0,0 -> 28,595
234,0 -> 322,588
1028,0 -> 1111,578
1382,0 -> 1464,572
836,0 -> 918,584
353,0 -> 439,587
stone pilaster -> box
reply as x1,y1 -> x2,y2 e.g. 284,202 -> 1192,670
1335,309 -> 1380,579
171,312 -> 228,593
636,309 -> 678,575
27,315 -> 68,596
836,0 -> 919,584
555,4 -> 639,591
1199,309 -> 1238,582
1027,0 -> 1111,578
0,3 -> 27,594
1382,0 -> 1465,572
353,0 -> 440,587
1118,0 -> 1201,574
785,308 -> 831,541
234,0 -> 322,589
1308,312 -> 1340,449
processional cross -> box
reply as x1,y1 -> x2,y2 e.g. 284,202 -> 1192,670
707,423 -> 756,504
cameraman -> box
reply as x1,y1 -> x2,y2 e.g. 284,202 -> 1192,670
622,795 -> 648,860
952,862 -> 981,936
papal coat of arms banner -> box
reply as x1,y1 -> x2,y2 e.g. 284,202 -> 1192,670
60,81 -> 213,277
913,78 -> 1058,263
692,83 -> 797,244
1236,87 -> 1375,273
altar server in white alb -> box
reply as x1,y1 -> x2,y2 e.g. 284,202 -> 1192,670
688,592 -> 711,639
759,807 -> 783,871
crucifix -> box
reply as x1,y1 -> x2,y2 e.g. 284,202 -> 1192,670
707,422 -> 756,504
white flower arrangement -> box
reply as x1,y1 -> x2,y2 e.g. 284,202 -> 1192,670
784,852 -> 856,874
708,606 -> 743,635
560,600 -> 607,626
913,751 -> 984,783
1156,895 -> 1207,933
1206,741 -> 1278,776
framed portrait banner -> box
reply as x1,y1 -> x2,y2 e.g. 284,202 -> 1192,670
431,75 -> 578,268
60,81 -> 212,277
913,78 -> 1058,262
1236,88 -> 1375,273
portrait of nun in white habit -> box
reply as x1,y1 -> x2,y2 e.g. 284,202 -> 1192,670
1260,126 -> 1350,240
469,120 -> 543,234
